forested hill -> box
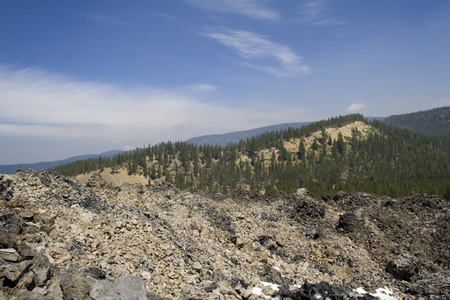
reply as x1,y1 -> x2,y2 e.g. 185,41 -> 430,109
53,114 -> 450,198
383,106 -> 450,138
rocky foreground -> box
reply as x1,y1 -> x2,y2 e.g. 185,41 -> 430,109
1,169 -> 449,299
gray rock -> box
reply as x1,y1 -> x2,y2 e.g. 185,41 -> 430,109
0,174 -> 14,200
16,242 -> 35,260
146,290 -> 162,300
337,213 -> 364,233
1,260 -> 32,283
0,213 -> 22,234
408,271 -> 450,297
16,270 -> 36,290
203,282 -> 218,292
16,290 -> 54,300
90,275 -> 147,300
386,252 -> 420,282
20,208 -> 35,221
0,228 -> 15,248
60,269 -> 94,300
31,254 -> 52,287
0,248 -> 21,262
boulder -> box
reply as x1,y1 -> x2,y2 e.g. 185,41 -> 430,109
16,270 -> 36,290
0,228 -> 16,248
20,209 -> 35,221
16,290 -> 54,300
31,254 -> 52,287
90,275 -> 148,300
333,191 -> 348,201
0,248 -> 21,262
0,213 -> 22,234
386,252 -> 420,281
59,269 -> 94,300
1,260 -> 32,284
408,271 -> 450,297
337,213 -> 364,233
16,242 -> 34,260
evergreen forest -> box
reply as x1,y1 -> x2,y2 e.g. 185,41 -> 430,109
383,106 -> 450,138
53,114 -> 450,198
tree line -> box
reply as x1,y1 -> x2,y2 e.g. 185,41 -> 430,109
53,114 -> 450,198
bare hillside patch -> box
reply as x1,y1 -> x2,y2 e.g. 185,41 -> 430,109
76,167 -> 148,186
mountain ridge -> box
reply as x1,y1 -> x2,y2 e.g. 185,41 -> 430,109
185,122 -> 312,146
0,150 -> 123,174
382,106 -> 450,138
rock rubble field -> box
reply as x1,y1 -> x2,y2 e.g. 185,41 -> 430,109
1,169 -> 449,299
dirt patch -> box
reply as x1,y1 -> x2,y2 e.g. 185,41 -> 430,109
283,121 -> 375,152
76,168 -> 148,187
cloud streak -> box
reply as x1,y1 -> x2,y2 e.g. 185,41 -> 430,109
347,103 -> 367,112
0,67 -> 308,145
185,0 -> 280,22
201,28 -> 311,77
88,15 -> 134,25
297,0 -> 345,27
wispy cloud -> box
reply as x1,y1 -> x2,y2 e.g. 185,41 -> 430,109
298,0 -> 345,27
201,28 -> 311,77
185,0 -> 280,22
174,122 -> 194,130
0,66 -> 308,145
186,83 -> 218,93
347,103 -> 367,112
88,15 -> 134,25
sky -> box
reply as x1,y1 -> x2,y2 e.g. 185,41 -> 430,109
1,0 -> 450,165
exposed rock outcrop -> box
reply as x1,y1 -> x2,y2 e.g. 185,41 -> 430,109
1,169 -> 449,299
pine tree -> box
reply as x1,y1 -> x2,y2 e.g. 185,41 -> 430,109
298,140 -> 306,160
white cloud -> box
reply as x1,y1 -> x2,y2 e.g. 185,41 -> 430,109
201,28 -> 311,77
174,122 -> 194,130
185,0 -> 280,22
298,0 -> 345,27
0,66 -> 308,145
347,103 -> 367,112
124,145 -> 137,151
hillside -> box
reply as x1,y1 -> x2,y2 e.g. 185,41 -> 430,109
1,169 -> 449,299
54,114 -> 450,199
76,121 -> 373,188
382,106 -> 450,138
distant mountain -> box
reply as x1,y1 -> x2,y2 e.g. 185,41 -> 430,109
382,106 -> 450,138
185,122 -> 311,146
0,150 -> 123,174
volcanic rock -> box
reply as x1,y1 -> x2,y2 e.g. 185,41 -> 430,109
0,169 -> 448,299
90,275 -> 147,300
386,252 -> 420,281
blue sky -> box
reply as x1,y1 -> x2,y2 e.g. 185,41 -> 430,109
1,0 -> 450,164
